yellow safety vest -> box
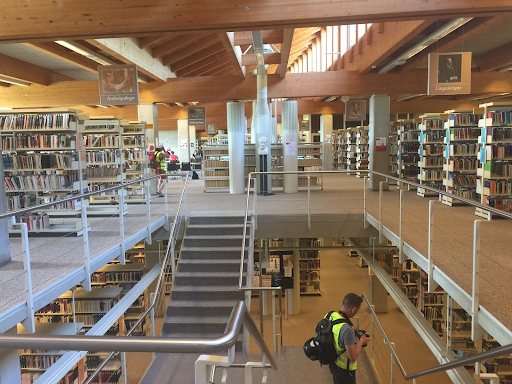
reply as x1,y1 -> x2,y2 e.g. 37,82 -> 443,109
329,312 -> 357,370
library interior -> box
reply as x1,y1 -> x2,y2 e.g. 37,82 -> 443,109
1,2 -> 512,384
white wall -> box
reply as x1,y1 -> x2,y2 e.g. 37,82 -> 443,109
158,131 -> 178,152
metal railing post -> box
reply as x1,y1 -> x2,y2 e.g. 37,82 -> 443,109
272,292 -> 277,355
472,220 -> 484,340
164,177 -> 170,231
119,188 -> 126,265
20,223 -> 35,333
391,341 -> 396,384
279,289 -> 283,350
81,205 -> 91,291
370,304 -> 375,363
399,188 -> 405,263
184,178 -> 188,219
379,181 -> 384,243
146,181 -> 152,244
427,200 -> 436,292
307,175 -> 311,230
253,176 -> 258,231
363,176 -> 368,229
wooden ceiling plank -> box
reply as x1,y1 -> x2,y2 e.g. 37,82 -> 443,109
164,35 -> 220,66
476,41 -> 512,72
242,53 -> 281,66
183,57 -> 231,77
168,42 -> 224,71
138,35 -> 171,49
1,1 -> 511,43
23,42 -> 99,73
234,30 -> 284,45
0,53 -> 73,86
195,62 -> 234,77
87,38 -> 174,82
400,16 -> 509,73
277,29 -> 295,78
152,34 -> 205,59
217,32 -> 245,79
171,47 -> 226,77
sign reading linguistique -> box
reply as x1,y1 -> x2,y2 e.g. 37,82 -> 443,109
428,52 -> 472,95
188,107 -> 206,126
206,123 -> 217,135
98,64 -> 139,106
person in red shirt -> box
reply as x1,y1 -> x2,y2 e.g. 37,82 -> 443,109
169,151 -> 179,162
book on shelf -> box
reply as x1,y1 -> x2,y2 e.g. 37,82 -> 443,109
0,113 -> 72,131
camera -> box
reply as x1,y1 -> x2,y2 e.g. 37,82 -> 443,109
355,330 -> 370,347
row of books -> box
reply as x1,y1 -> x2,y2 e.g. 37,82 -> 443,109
486,111 -> 512,125
422,131 -> 445,142
486,197 -> 512,213
86,167 -> 121,177
401,169 -> 418,178
18,213 -> 51,231
424,294 -> 444,304
448,174 -> 477,187
300,259 -> 320,270
74,298 -> 117,313
449,158 -> 477,171
449,143 -> 478,156
450,127 -> 480,139
20,354 -> 60,369
489,163 -> 512,177
299,250 -> 319,259
4,174 -> 78,191
3,153 -> 77,170
91,271 -> 143,283
125,151 -> 145,161
484,127 -> 512,140
300,271 -> 319,281
37,300 -> 73,315
422,306 -> 443,320
449,189 -> 479,201
12,134 -> 73,150
401,142 -> 420,153
0,113 -> 73,131
450,113 -> 479,126
204,160 -> 229,168
86,150 -> 122,164
492,145 -> 512,159
87,371 -> 121,384
423,145 -> 444,155
401,286 -> 418,297
424,157 -> 444,166
401,153 -> 420,164
299,238 -> 321,247
421,170 -> 443,179
84,135 -> 119,148
75,314 -> 107,327
358,144 -> 369,152
484,180 -> 512,195
423,119 -> 445,129
401,274 -> 416,284
122,136 -> 145,147
35,315 -> 74,324
205,170 -> 229,177
402,131 -> 420,141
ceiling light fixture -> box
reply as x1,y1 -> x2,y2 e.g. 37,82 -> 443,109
95,105 -> 109,108
378,18 -> 473,74
465,93 -> 510,101
0,76 -> 30,86
175,102 -> 185,107
56,40 -> 115,66
324,96 -> 338,102
395,94 -> 426,101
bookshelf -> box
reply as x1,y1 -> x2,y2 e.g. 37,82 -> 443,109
417,114 -> 448,197
397,119 -> 421,186
121,120 -> 148,203
332,129 -> 349,170
442,111 -> 481,206
297,143 -> 323,188
356,126 -> 369,177
400,258 -> 419,307
389,122 -> 399,179
475,103 -> 512,219
345,128 -> 358,174
203,144 -> 230,192
1,109 -> 89,235
81,117 -> 127,215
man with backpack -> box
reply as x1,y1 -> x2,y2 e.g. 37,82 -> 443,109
151,143 -> 170,197
328,293 -> 369,384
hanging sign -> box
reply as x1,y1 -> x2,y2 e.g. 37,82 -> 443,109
98,64 -> 139,106
188,107 -> 206,126
346,100 -> 366,121
376,137 -> 387,152
206,123 -> 217,135
428,52 -> 472,95
299,120 -> 310,131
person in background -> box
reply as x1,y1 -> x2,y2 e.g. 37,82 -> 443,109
198,146 -> 203,159
169,151 -> 179,162
154,143 -> 170,197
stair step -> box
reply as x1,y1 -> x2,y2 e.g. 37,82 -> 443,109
178,259 -> 246,272
180,246 -> 246,260
167,300 -> 238,317
174,271 -> 244,286
162,316 -> 230,335
186,224 -> 246,236
188,216 -> 245,225
171,286 -> 245,301
183,235 -> 249,248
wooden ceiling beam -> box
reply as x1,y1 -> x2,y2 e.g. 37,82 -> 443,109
152,34 -> 206,59
210,65 -> 236,76
197,62 -> 235,77
234,30 -> 284,46
23,42 -> 99,73
171,43 -> 226,74
0,53 -> 73,86
400,16 -> 509,73
175,50 -> 228,77
183,57 -> 231,77
242,53 -> 281,66
87,38 -> 175,82
217,32 -> 245,79
475,41 -> 512,72
1,1 -> 511,43
164,35 -> 220,66
277,29 -> 295,78
138,35 -> 172,49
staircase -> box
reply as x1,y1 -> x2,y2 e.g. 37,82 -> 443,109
139,214 -> 248,384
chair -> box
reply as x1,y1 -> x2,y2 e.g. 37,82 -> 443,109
167,162 -> 179,179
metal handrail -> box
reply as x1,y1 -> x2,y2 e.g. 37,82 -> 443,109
0,173 -> 184,219
85,176 -> 188,384
361,292 -> 512,380
0,301 -> 277,369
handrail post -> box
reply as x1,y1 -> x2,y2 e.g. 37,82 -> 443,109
472,220 -> 485,340
272,292 -> 277,355
20,223 -> 35,333
146,181 -> 152,244
150,292 -> 156,358
399,188 -> 405,263
278,288 -> 283,351
370,304 -> 375,363
184,177 -> 188,219
391,341 -> 396,384
379,181 -> 384,243
363,176 -> 368,229
253,176 -> 258,230
119,187 -> 126,265
81,205 -> 91,291
427,200 -> 438,292
307,175 -> 311,230
164,177 -> 170,231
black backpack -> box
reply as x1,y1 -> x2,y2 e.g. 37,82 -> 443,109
303,311 -> 349,366
150,151 -> 160,170
192,171 -> 199,179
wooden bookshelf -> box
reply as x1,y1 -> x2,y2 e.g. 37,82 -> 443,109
332,129 -> 349,170
397,119 -> 421,187
345,128 -> 358,174
475,102 -> 512,219
389,121 -> 400,179
356,126 -> 369,177
121,120 -> 149,204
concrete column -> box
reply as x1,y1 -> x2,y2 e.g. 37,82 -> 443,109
271,117 -> 278,144
227,102 -> 245,194
0,326 -> 21,384
137,104 -> 159,146
282,100 -> 298,193
0,150 -> 11,263
188,125 -> 196,157
369,95 -> 391,190
177,119 -> 190,162
251,100 -> 257,144
253,75 -> 272,194
320,115 -> 333,171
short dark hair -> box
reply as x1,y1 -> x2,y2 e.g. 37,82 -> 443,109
343,293 -> 363,309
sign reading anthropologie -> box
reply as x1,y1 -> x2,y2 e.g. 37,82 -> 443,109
427,52 -> 472,96
98,64 -> 139,105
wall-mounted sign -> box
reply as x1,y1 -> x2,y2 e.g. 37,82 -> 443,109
206,123 -> 217,135
98,64 -> 139,106
188,107 -> 206,126
346,100 -> 366,121
376,137 -> 387,152
299,120 -> 310,131
285,141 -> 296,156
428,52 -> 472,95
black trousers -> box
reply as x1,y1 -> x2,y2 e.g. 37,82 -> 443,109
329,363 -> 356,384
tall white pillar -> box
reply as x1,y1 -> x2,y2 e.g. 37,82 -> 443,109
0,326 -> 21,384
271,117 -> 278,144
189,125 -> 196,158
177,119 -> 190,162
369,95 -> 391,190
251,100 -> 257,144
253,72 -> 272,194
0,150 -> 11,263
137,104 -> 159,145
320,115 -> 334,171
228,102 -> 245,194
282,100 -> 299,193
